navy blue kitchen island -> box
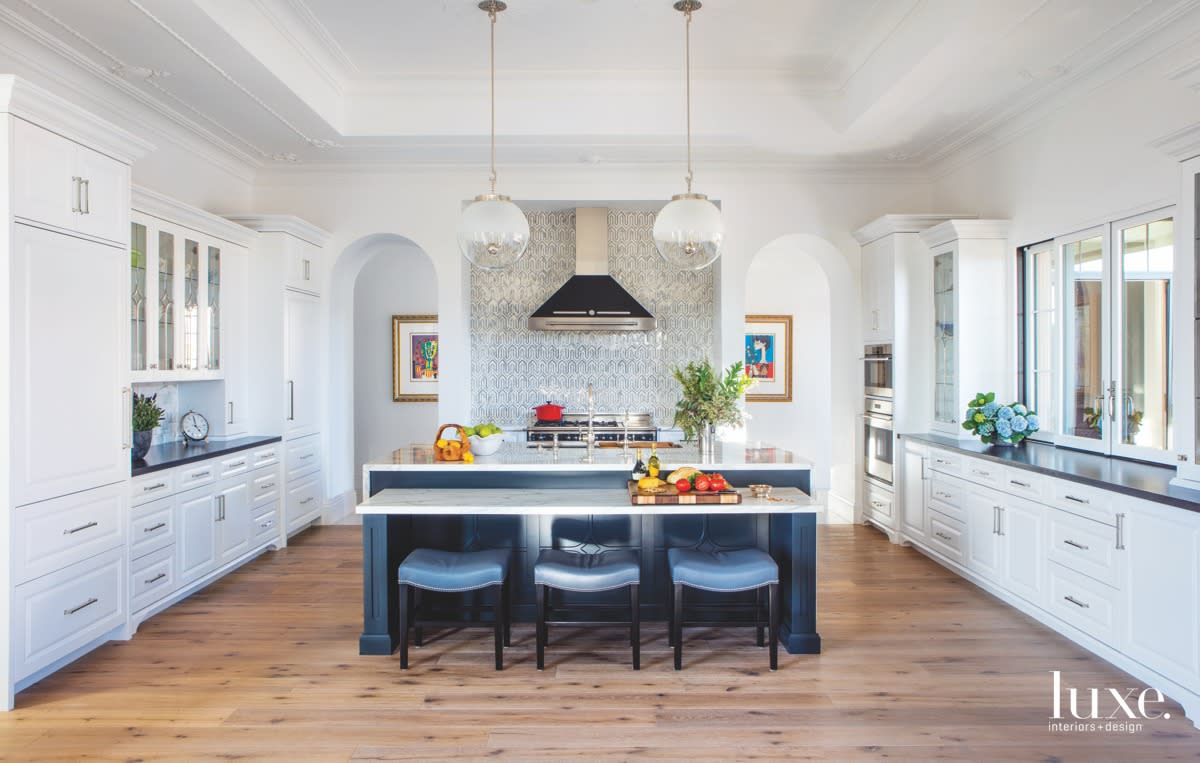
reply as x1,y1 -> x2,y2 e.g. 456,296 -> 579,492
357,443 -> 821,657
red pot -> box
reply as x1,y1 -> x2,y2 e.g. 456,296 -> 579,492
534,402 -> 565,422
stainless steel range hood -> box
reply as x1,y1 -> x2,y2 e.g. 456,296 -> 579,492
528,208 -> 656,331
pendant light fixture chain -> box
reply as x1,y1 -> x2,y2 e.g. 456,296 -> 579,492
479,0 -> 507,193
673,0 -> 701,193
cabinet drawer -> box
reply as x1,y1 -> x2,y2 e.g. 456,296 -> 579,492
130,545 -> 176,613
1051,480 -> 1115,525
928,476 -> 965,520
130,496 -> 175,561
220,452 -> 252,479
1001,468 -> 1049,501
863,483 -> 893,520
926,510 -> 965,565
962,458 -> 1002,488
13,546 -> 126,680
14,483 -> 125,584
285,437 -> 321,481
131,470 -> 175,506
252,502 -> 278,546
929,449 -> 961,476
1047,561 -> 1120,644
253,470 -> 281,507
1047,508 -> 1122,588
177,461 -> 217,492
252,444 -> 280,469
286,471 -> 323,530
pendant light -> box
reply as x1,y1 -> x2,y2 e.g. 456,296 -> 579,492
653,0 -> 723,271
458,1 -> 530,271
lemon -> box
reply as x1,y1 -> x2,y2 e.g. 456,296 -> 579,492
462,452 -> 474,464
436,438 -> 448,448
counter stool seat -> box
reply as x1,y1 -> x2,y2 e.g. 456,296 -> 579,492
398,548 -> 511,671
533,549 -> 641,670
667,547 -> 779,671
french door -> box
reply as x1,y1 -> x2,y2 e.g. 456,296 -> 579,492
1056,209 -> 1174,462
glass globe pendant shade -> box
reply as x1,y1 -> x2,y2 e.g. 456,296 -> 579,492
457,193 -> 530,271
652,193 -> 723,270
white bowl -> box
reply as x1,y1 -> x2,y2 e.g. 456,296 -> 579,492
469,432 -> 504,456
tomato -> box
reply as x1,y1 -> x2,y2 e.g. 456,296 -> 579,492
694,476 -> 711,492
709,476 -> 727,492
675,479 -> 691,493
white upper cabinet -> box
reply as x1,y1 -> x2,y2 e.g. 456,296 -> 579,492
11,117 -> 128,245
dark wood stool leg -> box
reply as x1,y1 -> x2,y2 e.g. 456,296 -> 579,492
673,582 -> 684,671
412,587 -> 424,647
756,586 -> 765,647
492,583 -> 504,671
630,583 -> 640,671
667,578 -> 675,647
503,571 -> 512,647
536,583 -> 546,671
398,583 -> 410,669
768,582 -> 779,671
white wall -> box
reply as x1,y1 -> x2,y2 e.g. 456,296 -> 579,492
744,245 -> 833,493
353,244 -> 438,489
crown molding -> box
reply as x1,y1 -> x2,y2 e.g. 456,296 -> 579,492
132,185 -> 257,247
224,214 -> 331,247
852,214 -> 975,245
0,74 -> 153,163
920,219 -> 1011,248
1150,122 -> 1200,161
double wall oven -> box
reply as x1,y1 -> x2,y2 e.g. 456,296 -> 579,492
863,344 -> 894,486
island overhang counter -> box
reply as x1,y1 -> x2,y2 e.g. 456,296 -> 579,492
358,443 -> 820,657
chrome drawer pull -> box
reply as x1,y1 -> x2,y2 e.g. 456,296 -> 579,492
64,597 -> 99,615
1064,595 -> 1090,609
228,461 -> 246,469
1010,479 -> 1030,488
191,471 -> 211,479
934,531 -> 953,541
972,468 -> 991,477
299,497 -> 314,505
936,458 -> 952,466
63,521 -> 98,535
934,491 -> 952,499
1063,539 -> 1088,551
300,453 -> 314,460
144,572 -> 167,585
144,482 -> 167,492
1115,513 -> 1126,551
144,522 -> 167,533
261,482 -> 276,490
1064,494 -> 1090,505
260,520 -> 273,529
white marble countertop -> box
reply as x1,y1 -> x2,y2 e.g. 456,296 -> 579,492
365,442 -> 812,473
357,486 -> 818,515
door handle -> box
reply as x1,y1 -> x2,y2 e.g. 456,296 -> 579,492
122,387 -> 132,449
1063,539 -> 1088,551
1115,513 -> 1126,551
71,176 -> 81,213
288,380 -> 295,421
64,597 -> 99,615
81,178 -> 90,214
228,401 -> 234,425
63,521 -> 98,535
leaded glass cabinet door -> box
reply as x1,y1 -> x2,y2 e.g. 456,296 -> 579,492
933,251 -> 956,427
183,238 -> 200,370
131,222 -> 148,371
207,245 -> 220,370
157,228 -> 176,371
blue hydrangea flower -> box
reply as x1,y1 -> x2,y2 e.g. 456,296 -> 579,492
1026,414 -> 1040,431
997,406 -> 1015,420
979,422 -> 995,436
1011,415 -> 1028,433
995,419 -> 1013,438
982,401 -> 999,417
1013,403 -> 1028,416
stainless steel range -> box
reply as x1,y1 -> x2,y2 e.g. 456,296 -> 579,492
526,412 -> 657,447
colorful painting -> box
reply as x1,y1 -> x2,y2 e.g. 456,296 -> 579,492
744,315 -> 792,402
393,315 -> 439,402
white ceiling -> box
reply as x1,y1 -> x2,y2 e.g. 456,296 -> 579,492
0,0 -> 1197,170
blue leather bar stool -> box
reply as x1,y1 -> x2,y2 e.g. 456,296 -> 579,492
533,549 -> 641,670
667,547 -> 779,670
397,548 -> 511,670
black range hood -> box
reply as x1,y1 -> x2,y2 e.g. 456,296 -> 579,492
527,208 -> 656,331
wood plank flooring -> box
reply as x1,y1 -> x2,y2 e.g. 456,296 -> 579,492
3,524 -> 1199,762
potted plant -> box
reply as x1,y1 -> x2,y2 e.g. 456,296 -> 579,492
672,359 -> 755,455
132,392 -> 165,461
962,392 -> 1040,446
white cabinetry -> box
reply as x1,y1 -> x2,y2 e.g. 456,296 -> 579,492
999,496 -> 1045,606
216,477 -> 251,565
285,290 -> 322,440
177,486 -> 218,584
0,77 -> 151,710
899,440 -> 928,542
964,491 -> 1002,581
859,237 -> 894,343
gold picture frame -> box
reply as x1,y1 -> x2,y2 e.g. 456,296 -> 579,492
392,314 -> 439,402
744,314 -> 793,402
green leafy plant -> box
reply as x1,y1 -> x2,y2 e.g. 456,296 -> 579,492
672,359 -> 755,440
132,393 -> 165,433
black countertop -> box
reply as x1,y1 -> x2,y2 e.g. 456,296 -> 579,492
132,435 -> 283,477
900,432 -> 1200,513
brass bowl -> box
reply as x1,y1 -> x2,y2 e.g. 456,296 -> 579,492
748,483 -> 772,498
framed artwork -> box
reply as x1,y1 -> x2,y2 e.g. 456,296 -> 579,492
392,314 -> 439,402
744,314 -> 792,402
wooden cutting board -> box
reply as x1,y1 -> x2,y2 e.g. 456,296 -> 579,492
628,481 -> 742,505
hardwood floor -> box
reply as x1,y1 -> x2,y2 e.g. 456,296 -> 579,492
3,524 -> 1199,762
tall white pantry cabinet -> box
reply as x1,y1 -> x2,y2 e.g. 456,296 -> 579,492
0,76 -> 153,710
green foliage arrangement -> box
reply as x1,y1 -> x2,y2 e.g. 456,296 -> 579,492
672,359 -> 756,441
132,393 -> 165,433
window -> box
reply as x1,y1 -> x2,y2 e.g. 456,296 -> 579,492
1023,209 -> 1175,462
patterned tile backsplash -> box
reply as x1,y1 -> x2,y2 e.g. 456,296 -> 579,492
470,209 -> 715,427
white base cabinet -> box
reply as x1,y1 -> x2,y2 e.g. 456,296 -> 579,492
900,442 -> 1200,728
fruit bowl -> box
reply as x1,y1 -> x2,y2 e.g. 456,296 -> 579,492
469,432 -> 504,456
